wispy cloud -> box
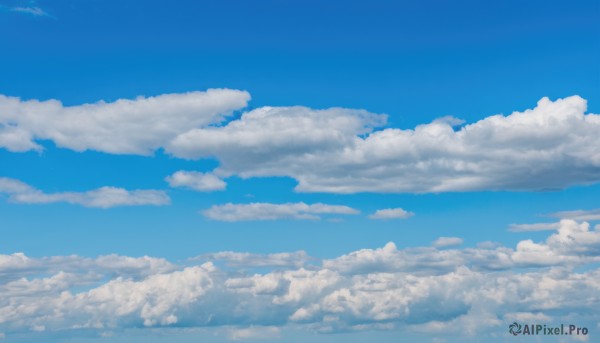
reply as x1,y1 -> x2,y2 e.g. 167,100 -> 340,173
549,208 -> 600,221
508,222 -> 561,232
432,236 -> 463,248
11,6 -> 48,16
195,250 -> 311,268
202,202 -> 360,221
0,177 -> 170,208
227,326 -> 280,341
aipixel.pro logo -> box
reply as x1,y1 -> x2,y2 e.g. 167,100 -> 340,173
509,322 -> 588,336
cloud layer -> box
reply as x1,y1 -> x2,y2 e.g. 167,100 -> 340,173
0,177 -> 170,208
3,92 -> 599,194
0,220 -> 598,341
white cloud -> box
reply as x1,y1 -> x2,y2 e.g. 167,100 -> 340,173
325,220 -> 600,274
3,94 -> 599,194
227,326 -> 280,341
432,237 -> 463,248
165,171 -> 226,192
196,251 -> 310,268
202,202 -> 360,221
0,177 -> 170,208
0,253 -> 176,283
549,208 -> 600,221
11,6 -> 48,16
369,208 -> 414,220
167,95 -> 600,193
166,105 -> 386,161
0,222 -> 599,340
0,89 -> 250,154
508,222 -> 561,232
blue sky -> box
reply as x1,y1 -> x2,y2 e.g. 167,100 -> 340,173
1,0 -> 599,342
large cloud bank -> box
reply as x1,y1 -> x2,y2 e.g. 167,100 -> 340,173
2,93 -> 599,193
0,220 -> 598,340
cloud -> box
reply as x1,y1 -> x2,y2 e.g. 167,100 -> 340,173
508,222 -> 561,232
0,252 -> 176,283
325,220 -> 600,274
167,95 -> 600,193
549,208 -> 600,221
0,89 -> 250,154
165,171 -> 226,192
196,251 -> 311,268
227,326 -> 280,341
10,6 -> 48,16
0,177 -> 170,208
432,237 -> 463,248
3,94 -> 599,193
369,208 -> 414,220
0,221 -> 599,341
202,202 -> 360,221
166,105 -> 386,161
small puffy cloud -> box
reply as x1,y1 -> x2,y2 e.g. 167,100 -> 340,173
433,237 -> 463,248
202,202 -> 360,222
369,208 -> 414,220
549,208 -> 600,221
0,177 -> 170,208
165,171 -> 226,192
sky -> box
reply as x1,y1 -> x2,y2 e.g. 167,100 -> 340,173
0,0 -> 599,342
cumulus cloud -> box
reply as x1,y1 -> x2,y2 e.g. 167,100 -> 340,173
0,177 -> 170,208
369,208 -> 414,220
202,202 -> 360,221
432,237 -> 463,248
3,94 -> 599,193
0,220 -> 599,341
325,220 -> 600,274
0,89 -> 250,154
165,171 -> 226,192
167,95 -> 600,193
